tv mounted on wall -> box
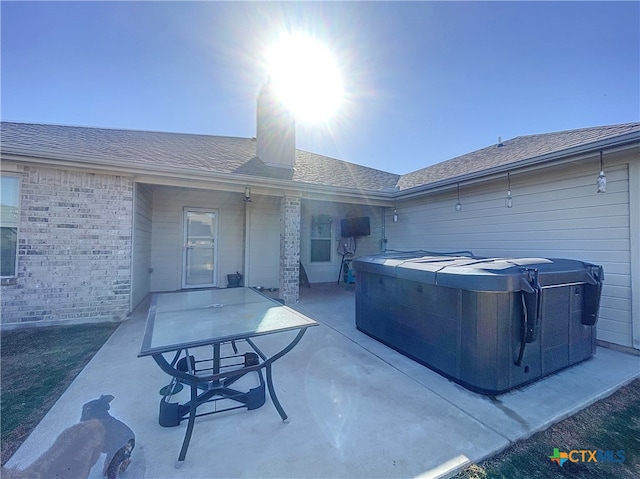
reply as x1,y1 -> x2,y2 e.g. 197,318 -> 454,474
340,216 -> 371,238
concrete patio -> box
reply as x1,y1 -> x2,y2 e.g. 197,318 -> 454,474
6,283 -> 640,478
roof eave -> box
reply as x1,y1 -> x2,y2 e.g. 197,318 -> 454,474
396,130 -> 640,199
0,149 -> 396,205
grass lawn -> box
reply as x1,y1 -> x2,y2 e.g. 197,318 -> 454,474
1,322 -> 120,465
1,321 -> 638,477
453,377 -> 640,479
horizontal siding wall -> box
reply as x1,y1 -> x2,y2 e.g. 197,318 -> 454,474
131,183 -> 152,309
246,195 -> 280,288
150,186 -> 245,292
387,156 -> 633,347
301,200 -> 384,283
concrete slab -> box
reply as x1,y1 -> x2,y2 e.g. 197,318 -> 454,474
294,284 -> 640,444
6,283 -> 639,478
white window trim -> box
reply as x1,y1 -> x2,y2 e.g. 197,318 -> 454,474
309,214 -> 333,263
1,174 -> 21,281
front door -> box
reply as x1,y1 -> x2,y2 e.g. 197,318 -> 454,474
182,208 -> 218,288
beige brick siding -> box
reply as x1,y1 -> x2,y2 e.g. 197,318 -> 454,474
279,196 -> 300,304
1,165 -> 133,325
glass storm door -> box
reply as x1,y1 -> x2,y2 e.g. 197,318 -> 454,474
182,209 -> 218,288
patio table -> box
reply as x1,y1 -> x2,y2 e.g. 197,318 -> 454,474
138,287 -> 318,466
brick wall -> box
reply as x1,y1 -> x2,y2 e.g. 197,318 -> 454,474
279,196 -> 300,304
1,165 -> 133,325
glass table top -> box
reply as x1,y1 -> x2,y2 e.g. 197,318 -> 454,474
139,288 -> 318,356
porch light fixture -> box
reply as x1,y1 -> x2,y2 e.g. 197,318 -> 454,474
455,183 -> 462,212
393,200 -> 398,222
244,187 -> 252,202
596,151 -> 606,194
505,172 -> 513,208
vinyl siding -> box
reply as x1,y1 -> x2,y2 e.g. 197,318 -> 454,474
150,186 -> 244,292
131,183 -> 152,308
246,195 -> 280,288
387,157 -> 633,347
301,200 -> 384,283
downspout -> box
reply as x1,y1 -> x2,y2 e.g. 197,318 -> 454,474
381,206 -> 387,253
129,181 -> 137,313
243,195 -> 251,288
629,161 -> 640,349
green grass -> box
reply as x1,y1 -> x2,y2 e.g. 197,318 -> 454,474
454,378 -> 640,479
1,322 -> 119,465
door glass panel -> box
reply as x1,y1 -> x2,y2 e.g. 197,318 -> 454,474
184,211 -> 217,286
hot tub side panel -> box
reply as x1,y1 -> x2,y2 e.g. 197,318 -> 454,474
397,278 -> 460,376
539,284 -> 596,375
356,272 -> 459,378
569,284 -> 597,363
356,272 -> 527,394
459,291 -> 526,393
354,256 -> 598,395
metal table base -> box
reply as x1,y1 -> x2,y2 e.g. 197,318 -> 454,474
151,329 -> 307,465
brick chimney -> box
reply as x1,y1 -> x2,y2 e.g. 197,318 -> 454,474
256,80 -> 296,170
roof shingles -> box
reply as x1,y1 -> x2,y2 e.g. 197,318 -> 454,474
0,122 -> 400,192
397,123 -> 640,190
2,121 -> 638,194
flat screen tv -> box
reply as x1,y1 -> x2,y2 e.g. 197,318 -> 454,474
340,216 -> 370,237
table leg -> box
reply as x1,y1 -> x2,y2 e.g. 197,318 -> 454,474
177,379 -> 198,465
265,363 -> 288,422
246,329 -> 307,422
213,343 -> 220,374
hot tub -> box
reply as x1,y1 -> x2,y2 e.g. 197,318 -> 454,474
354,252 -> 604,395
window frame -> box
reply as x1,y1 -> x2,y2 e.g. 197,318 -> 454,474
1,174 -> 20,280
309,214 -> 333,263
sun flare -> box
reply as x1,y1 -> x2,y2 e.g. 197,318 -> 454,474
266,33 -> 344,122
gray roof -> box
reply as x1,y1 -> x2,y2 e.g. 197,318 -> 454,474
0,122 -> 400,193
2,121 -> 639,195
397,122 -> 640,191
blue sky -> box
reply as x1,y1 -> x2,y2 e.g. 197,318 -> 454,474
1,1 -> 638,174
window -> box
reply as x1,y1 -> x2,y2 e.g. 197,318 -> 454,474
1,176 -> 20,278
310,214 -> 332,262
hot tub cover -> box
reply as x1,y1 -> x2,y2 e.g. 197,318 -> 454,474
354,251 -> 603,294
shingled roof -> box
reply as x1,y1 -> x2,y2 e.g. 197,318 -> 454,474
0,122 -> 400,193
397,122 -> 640,191
2,121 -> 638,195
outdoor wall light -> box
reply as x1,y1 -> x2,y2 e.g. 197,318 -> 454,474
455,183 -> 462,212
597,151 -> 607,194
393,209 -> 398,222
505,172 -> 513,208
244,187 -> 252,202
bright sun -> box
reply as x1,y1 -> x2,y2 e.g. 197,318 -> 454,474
266,33 -> 344,122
